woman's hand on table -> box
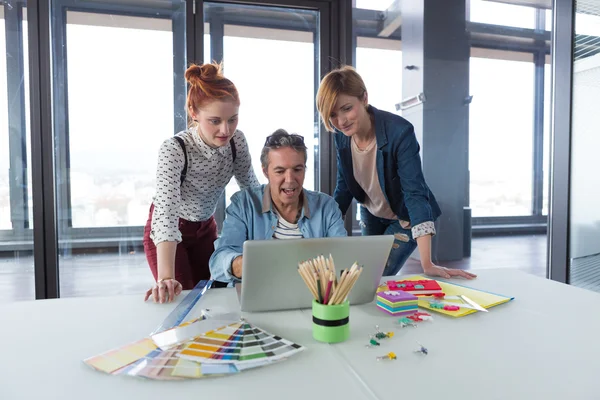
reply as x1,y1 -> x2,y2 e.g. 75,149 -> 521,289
144,278 -> 182,303
422,263 -> 477,280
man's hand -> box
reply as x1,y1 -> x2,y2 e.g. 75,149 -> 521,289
422,263 -> 477,280
232,256 -> 243,278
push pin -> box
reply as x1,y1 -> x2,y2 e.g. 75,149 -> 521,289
366,337 -> 381,348
373,325 -> 394,340
414,341 -> 428,355
413,311 -> 433,321
376,352 -> 397,361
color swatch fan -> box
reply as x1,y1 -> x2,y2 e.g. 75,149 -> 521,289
83,318 -> 305,380
178,321 -> 305,365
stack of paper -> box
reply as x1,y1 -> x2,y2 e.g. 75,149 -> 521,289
376,290 -> 419,316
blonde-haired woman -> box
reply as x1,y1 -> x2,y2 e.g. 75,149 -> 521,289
143,62 -> 259,303
316,65 -> 475,280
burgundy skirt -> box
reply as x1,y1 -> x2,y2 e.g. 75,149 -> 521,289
143,204 -> 217,290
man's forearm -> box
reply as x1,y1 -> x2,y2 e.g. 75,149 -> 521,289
231,256 -> 243,278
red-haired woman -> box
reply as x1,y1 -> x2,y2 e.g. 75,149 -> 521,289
143,62 -> 259,303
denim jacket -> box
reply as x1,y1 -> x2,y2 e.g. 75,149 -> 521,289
209,184 -> 347,283
333,105 -> 441,228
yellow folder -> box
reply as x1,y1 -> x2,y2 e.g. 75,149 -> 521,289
379,276 -> 513,317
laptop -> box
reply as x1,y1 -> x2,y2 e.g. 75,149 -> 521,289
237,235 -> 394,312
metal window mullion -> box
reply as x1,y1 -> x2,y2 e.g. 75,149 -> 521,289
532,50 -> 545,216
173,2 -> 187,134
531,8 -> 546,217
547,0 -> 574,284
50,1 -> 72,243
208,6 -> 227,232
28,0 -> 60,299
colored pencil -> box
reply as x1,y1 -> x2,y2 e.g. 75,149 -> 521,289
323,279 -> 333,304
298,256 -> 363,305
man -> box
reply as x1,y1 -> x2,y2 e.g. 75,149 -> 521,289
209,129 -> 347,284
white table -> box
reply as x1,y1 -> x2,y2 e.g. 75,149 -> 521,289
1,269 -> 600,400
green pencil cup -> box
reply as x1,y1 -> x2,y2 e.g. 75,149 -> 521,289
312,300 -> 350,343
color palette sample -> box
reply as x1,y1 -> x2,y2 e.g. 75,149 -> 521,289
119,345 -> 240,380
178,321 -> 305,365
84,338 -> 158,374
376,290 -> 419,316
84,318 -> 305,380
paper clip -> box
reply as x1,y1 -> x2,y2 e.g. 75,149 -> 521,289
376,352 -> 397,361
414,341 -> 428,355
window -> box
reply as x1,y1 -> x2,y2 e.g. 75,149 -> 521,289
202,3 -> 320,207
52,4 -> 188,298
353,37 -> 402,225
0,3 -> 35,302
64,12 -> 175,227
469,51 -> 535,217
469,0 -> 536,29
355,0 -> 395,11
356,38 -> 402,115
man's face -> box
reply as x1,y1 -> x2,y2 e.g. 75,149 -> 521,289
263,147 -> 306,207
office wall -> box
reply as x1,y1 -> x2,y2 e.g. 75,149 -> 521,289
570,52 -> 600,259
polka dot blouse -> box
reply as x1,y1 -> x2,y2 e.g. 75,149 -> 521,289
150,128 -> 259,245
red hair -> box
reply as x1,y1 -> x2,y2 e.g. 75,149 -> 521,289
185,62 -> 240,120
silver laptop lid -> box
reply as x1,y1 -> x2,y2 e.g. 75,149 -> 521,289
240,235 -> 394,312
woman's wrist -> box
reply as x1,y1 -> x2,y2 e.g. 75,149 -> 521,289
421,261 -> 434,270
157,267 -> 175,282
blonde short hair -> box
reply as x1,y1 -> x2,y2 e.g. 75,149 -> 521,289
316,66 -> 367,132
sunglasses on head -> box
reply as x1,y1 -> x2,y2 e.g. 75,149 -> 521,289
264,133 -> 305,147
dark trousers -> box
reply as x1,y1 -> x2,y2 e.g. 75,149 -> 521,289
143,204 -> 218,290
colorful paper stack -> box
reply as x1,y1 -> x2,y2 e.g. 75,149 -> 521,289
376,290 -> 419,316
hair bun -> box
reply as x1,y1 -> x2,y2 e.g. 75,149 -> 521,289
185,62 -> 223,86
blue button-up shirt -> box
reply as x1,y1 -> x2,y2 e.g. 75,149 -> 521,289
209,184 -> 347,283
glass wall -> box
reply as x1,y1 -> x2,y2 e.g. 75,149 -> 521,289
1,0 -> 564,302
52,2 -> 187,298
352,0 -> 552,277
216,7 -> 320,205
569,2 -> 600,292
469,0 -> 536,29
469,51 -> 534,217
0,2 -> 35,302
201,3 -> 321,223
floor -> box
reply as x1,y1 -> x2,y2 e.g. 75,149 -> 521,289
0,234 -> 550,303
